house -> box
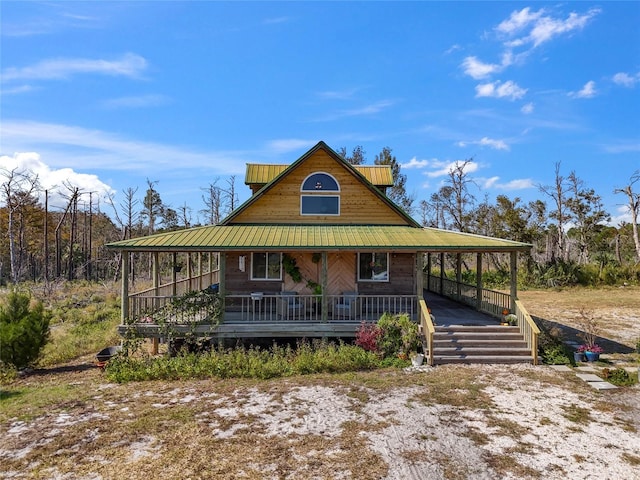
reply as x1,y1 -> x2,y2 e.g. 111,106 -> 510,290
107,141 -> 538,363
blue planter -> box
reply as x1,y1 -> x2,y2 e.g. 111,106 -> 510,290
585,351 -> 600,362
573,352 -> 585,363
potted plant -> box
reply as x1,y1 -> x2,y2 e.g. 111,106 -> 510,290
501,309 -> 517,326
582,343 -> 603,362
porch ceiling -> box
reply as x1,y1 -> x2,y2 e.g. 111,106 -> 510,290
106,225 -> 531,253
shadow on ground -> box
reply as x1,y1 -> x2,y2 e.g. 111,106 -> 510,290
534,315 -> 635,354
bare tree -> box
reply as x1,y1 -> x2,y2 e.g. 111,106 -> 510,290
1,167 -> 41,282
538,162 -> 572,262
614,170 -> 640,262
200,180 -> 222,225
224,175 -> 239,217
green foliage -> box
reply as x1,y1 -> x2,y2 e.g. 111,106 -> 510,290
601,368 -> 637,386
376,313 -> 421,358
282,254 -> 302,283
636,337 -> 640,354
0,290 -> 50,369
105,341 -> 382,382
537,324 -> 572,365
0,362 -> 18,384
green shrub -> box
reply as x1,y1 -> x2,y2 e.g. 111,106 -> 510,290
601,368 -> 637,386
537,324 -> 571,365
376,313 -> 421,359
105,341 -> 382,383
0,290 -> 50,369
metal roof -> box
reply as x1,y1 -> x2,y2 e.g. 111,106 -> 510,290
245,164 -> 394,186
107,224 -> 531,253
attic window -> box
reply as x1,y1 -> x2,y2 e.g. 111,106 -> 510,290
301,173 -> 339,192
301,172 -> 340,215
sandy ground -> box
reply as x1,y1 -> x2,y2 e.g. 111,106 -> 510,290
2,364 -> 639,479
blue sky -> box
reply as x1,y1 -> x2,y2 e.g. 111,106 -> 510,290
1,1 -> 639,226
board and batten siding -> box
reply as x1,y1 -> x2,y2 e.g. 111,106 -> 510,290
230,150 -> 411,226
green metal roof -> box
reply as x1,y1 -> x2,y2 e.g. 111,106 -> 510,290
107,225 -> 531,253
245,164 -> 394,186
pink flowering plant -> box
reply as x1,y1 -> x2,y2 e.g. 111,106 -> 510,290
577,343 -> 603,354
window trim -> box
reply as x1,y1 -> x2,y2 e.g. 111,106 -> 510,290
300,194 -> 340,216
250,252 -> 282,281
357,252 -> 390,283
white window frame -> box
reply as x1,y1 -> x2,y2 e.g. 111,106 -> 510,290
357,252 -> 390,282
300,172 -> 340,192
250,252 -> 282,281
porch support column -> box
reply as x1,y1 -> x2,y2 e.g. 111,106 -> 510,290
218,252 -> 226,298
510,251 -> 518,312
151,252 -> 159,355
439,252 -> 444,295
198,252 -> 203,290
121,250 -> 129,323
426,253 -> 432,292
321,252 -> 328,323
476,253 -> 483,311
456,253 -> 462,300
416,252 -> 424,297
187,253 -> 193,292
172,253 -> 177,297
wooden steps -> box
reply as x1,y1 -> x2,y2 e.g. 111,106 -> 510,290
431,325 -> 534,365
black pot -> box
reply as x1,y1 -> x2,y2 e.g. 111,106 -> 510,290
96,346 -> 121,363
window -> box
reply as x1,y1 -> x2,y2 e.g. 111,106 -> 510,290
301,172 -> 340,215
301,195 -> 340,215
358,253 -> 389,282
251,252 -> 282,280
301,173 -> 339,192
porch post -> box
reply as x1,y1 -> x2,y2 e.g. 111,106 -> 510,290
510,251 -> 517,312
321,252 -> 328,323
416,252 -> 424,296
121,250 -> 129,323
476,253 -> 482,310
187,253 -> 193,292
172,253 -> 177,297
426,253 -> 432,292
218,252 -> 226,297
439,252 -> 444,295
456,253 -> 462,300
151,252 -> 159,355
197,252 -> 203,290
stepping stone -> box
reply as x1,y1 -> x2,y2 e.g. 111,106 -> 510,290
575,366 -> 597,373
548,365 -> 572,372
576,373 -> 603,382
588,382 -> 618,390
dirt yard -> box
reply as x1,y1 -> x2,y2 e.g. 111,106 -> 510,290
1,287 -> 639,480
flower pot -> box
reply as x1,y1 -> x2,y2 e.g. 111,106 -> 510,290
411,353 -> 424,367
585,351 -> 600,362
573,352 -> 585,363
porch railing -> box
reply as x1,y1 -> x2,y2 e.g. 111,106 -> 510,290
425,272 -> 539,363
126,292 -> 418,325
419,299 -> 435,366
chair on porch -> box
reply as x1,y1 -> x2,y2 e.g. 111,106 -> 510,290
332,291 -> 359,320
277,291 -> 304,320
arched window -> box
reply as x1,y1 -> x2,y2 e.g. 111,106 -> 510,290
301,173 -> 340,192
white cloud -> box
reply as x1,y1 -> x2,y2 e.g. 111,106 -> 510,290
1,120 -> 247,175
461,56 -> 501,79
316,87 -> 362,100
102,94 -> 170,109
496,7 -> 600,48
480,176 -> 534,190
570,80 -> 596,99
612,72 -> 639,88
313,100 -> 395,121
263,16 -> 291,25
401,157 -> 431,169
521,102 -> 534,114
425,160 -> 479,178
0,152 -> 115,209
458,137 -> 510,151
1,53 -> 147,82
266,139 -> 317,154
475,80 -> 527,100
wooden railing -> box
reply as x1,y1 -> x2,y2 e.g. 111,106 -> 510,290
419,299 -> 435,366
126,291 -> 418,325
515,299 -> 540,365
425,272 -> 539,364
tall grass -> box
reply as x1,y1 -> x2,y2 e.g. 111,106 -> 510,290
105,341 -> 383,383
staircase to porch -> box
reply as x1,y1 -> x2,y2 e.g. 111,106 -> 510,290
431,325 -> 534,365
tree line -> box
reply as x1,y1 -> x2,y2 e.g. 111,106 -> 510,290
1,151 -> 639,287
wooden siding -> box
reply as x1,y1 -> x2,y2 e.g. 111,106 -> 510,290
357,253 -> 415,295
224,252 -> 283,295
231,150 -> 411,225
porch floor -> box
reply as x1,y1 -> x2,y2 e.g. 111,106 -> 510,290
423,290 -> 500,327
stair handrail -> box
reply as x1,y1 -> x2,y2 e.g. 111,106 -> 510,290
515,299 -> 540,365
419,299 -> 435,366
